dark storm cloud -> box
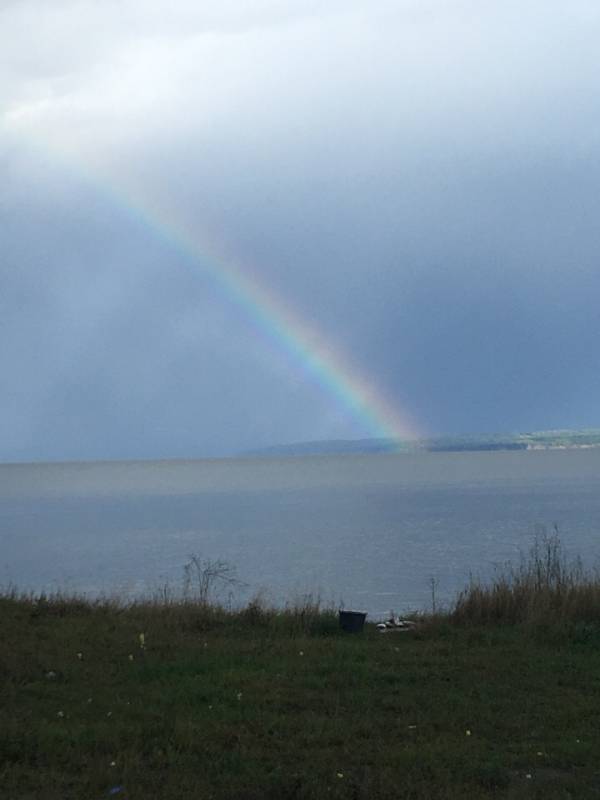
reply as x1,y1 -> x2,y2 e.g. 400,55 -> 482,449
2,1 -> 600,460
1,166 -> 340,460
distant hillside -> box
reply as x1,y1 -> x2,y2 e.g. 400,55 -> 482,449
244,429 -> 600,458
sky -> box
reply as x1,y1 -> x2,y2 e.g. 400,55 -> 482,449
2,0 -> 600,462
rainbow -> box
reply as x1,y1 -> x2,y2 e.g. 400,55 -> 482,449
12,135 -> 421,443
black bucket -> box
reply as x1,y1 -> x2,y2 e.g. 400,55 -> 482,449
339,610 -> 367,633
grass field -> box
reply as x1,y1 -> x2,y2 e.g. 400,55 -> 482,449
3,535 -> 600,799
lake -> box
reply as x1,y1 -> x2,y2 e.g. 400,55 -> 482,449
1,448 -> 600,617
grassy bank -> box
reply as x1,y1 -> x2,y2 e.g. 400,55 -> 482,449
3,537 -> 600,799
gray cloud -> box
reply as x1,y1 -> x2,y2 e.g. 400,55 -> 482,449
2,1 -> 600,460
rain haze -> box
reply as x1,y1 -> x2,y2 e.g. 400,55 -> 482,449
2,0 -> 600,462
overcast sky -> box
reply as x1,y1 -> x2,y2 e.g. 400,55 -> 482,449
2,0 -> 600,461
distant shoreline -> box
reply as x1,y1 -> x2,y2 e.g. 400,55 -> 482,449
245,428 -> 600,458
2,429 -> 600,468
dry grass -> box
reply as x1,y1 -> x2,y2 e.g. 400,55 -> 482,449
451,529 -> 600,627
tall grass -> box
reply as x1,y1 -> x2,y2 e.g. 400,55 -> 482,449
451,530 -> 600,626
5,533 -> 600,631
0,583 -> 340,639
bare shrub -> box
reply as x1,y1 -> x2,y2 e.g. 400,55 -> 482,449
182,555 -> 244,606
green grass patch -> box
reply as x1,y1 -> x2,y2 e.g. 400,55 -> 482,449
2,589 -> 600,799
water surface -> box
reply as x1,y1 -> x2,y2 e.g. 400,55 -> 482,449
1,449 -> 600,616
